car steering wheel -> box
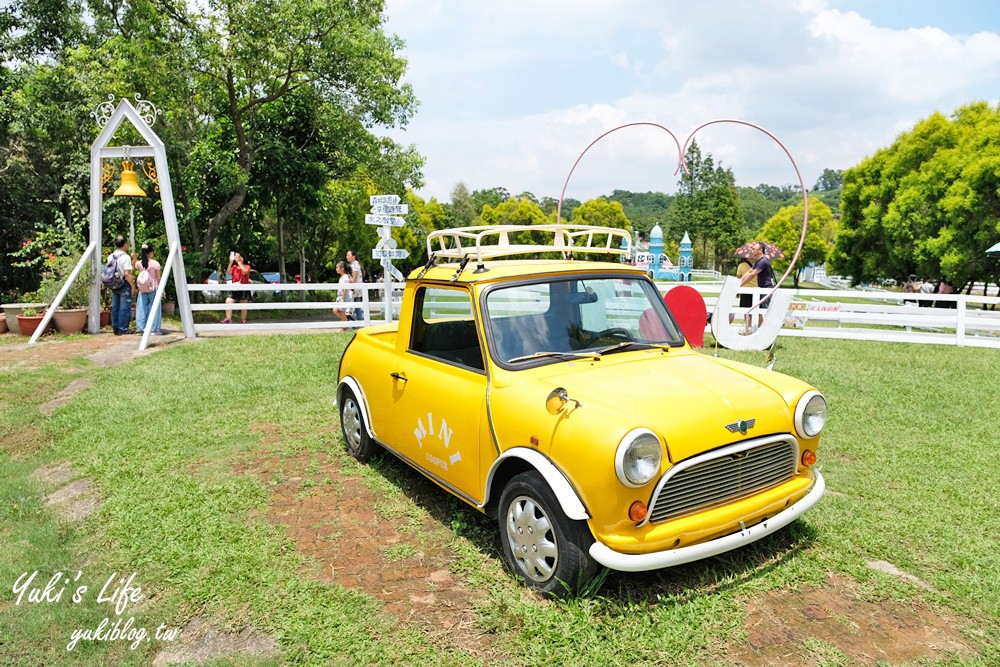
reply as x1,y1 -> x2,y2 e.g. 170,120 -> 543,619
594,327 -> 632,342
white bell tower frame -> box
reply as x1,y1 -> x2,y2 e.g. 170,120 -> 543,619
87,95 -> 194,341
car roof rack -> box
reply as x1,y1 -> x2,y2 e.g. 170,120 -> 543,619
425,224 -> 632,274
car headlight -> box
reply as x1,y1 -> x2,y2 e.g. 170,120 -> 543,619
615,429 -> 662,487
794,390 -> 827,438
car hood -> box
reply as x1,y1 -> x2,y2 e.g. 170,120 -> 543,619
494,351 -> 797,463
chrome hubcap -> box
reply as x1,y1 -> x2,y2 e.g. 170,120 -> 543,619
342,397 -> 362,452
505,495 -> 558,582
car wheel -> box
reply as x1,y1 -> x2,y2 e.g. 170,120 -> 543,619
340,388 -> 374,461
497,471 -> 600,597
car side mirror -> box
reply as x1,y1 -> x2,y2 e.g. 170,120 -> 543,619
546,387 -> 581,415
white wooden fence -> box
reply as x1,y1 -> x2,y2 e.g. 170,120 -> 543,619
181,277 -> 1000,349
666,282 -> 1000,349
186,281 -> 405,332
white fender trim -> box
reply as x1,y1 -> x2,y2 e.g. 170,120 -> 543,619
485,447 -> 590,520
336,377 -> 376,440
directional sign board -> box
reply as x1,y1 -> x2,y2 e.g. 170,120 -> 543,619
365,214 -> 406,227
372,248 -> 409,260
370,194 -> 400,205
370,203 -> 408,215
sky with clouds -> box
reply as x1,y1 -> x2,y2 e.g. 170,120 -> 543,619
380,0 -> 1000,204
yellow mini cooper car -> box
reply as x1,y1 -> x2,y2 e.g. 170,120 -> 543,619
337,224 -> 826,596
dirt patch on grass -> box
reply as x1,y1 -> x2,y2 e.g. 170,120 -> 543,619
235,450 -> 499,660
33,463 -> 101,522
0,331 -> 182,371
727,574 -> 975,666
152,616 -> 279,666
1,424 -> 49,460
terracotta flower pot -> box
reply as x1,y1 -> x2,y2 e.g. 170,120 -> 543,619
100,309 -> 111,329
2,303 -> 49,335
162,300 -> 176,316
0,316 -> 8,334
52,308 -> 89,334
16,313 -> 50,337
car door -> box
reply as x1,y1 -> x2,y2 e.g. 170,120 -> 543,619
386,285 -> 488,504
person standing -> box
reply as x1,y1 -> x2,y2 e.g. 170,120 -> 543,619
134,243 -> 162,335
738,241 -> 776,333
735,258 -> 754,334
332,260 -> 354,321
346,249 -> 364,321
108,234 -> 136,335
222,251 -> 252,324
918,275 -> 935,307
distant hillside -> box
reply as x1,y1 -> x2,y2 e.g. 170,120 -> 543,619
607,189 -> 674,240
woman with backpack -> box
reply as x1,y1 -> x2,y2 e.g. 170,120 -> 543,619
134,243 -> 162,335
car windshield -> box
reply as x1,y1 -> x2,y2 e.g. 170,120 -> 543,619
485,275 -> 684,366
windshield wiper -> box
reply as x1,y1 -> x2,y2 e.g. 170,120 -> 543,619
507,350 -> 602,363
595,341 -> 671,355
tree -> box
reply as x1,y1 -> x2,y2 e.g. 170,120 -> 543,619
760,196 -> 837,288
607,190 -> 672,240
568,197 -> 632,232
1,0 -> 423,292
479,197 -> 547,227
831,102 -> 1000,292
736,186 -> 781,235
159,0 -> 418,265
539,196 -> 580,220
471,187 -> 510,214
443,182 -> 477,228
666,140 -> 745,270
813,168 -> 844,191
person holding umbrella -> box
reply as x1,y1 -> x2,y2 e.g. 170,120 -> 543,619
738,241 -> 778,333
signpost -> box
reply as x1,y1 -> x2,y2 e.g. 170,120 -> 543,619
367,195 -> 408,323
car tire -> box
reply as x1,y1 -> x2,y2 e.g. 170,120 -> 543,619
340,387 -> 374,462
497,471 -> 600,597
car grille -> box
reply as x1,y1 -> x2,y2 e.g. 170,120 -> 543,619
647,437 -> 798,524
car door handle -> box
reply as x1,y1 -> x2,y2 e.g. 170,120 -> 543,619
390,372 -> 407,382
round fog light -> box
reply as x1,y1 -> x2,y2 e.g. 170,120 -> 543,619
801,449 -> 817,466
629,501 -> 647,522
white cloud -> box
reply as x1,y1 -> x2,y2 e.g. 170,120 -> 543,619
383,0 -> 1000,201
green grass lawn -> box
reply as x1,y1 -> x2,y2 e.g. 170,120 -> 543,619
2,335 -> 998,665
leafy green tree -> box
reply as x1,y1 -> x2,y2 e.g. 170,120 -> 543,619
540,196 -> 581,221
760,196 -> 837,288
480,196 -> 547,226
666,140 -> 745,270
1,0 -> 423,292
443,182 -> 477,228
736,186 -> 781,235
607,190 -> 672,240
568,197 -> 632,232
813,168 -> 844,191
471,187 -> 510,214
159,0 -> 418,265
831,102 -> 1000,292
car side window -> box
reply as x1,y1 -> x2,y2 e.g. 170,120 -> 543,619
409,286 -> 484,371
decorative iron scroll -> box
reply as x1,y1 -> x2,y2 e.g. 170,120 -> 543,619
101,160 -> 116,194
90,94 -> 161,128
141,159 -> 161,193
91,94 -> 117,128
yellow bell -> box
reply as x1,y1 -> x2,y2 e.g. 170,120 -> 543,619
113,159 -> 147,197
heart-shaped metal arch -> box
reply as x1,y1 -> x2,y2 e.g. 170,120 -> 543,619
555,118 -> 810,321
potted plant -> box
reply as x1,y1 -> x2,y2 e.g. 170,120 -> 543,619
2,293 -> 49,335
15,306 -> 49,337
37,254 -> 91,335
0,311 -> 8,334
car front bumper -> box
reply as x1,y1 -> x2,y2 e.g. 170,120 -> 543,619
589,470 -> 825,572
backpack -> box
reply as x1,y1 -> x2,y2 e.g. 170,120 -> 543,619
101,253 -> 125,290
137,266 -> 155,293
